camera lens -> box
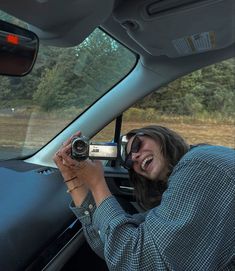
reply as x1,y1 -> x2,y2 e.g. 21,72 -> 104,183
71,136 -> 89,160
74,140 -> 87,153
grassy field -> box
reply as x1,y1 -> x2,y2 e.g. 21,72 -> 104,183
96,121 -> 235,148
1,114 -> 234,150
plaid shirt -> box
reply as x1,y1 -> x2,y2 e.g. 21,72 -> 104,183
71,145 -> 235,271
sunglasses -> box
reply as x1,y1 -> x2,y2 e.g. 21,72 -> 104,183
121,132 -> 145,170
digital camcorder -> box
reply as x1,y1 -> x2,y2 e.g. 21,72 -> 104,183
71,135 -> 118,161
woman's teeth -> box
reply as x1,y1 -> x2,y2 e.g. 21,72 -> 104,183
141,156 -> 153,170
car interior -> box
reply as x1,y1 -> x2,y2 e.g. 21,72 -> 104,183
0,0 -> 234,270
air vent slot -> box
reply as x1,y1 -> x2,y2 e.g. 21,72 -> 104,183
147,0 -> 209,16
36,167 -> 55,175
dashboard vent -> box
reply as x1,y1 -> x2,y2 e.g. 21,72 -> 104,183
147,0 -> 209,16
36,167 -> 55,175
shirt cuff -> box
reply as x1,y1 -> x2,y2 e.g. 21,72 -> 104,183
93,195 -> 126,242
70,191 -> 96,225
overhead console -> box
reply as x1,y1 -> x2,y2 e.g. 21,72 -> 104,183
113,0 -> 235,57
0,0 -> 115,46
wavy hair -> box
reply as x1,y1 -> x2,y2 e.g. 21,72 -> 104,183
126,125 -> 189,210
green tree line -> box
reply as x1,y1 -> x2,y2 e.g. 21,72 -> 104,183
135,58 -> 235,117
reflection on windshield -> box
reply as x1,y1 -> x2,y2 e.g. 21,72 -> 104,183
0,14 -> 136,160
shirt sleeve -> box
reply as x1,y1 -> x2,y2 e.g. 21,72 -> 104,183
70,191 -> 149,261
70,191 -> 105,259
93,196 -> 167,270
93,155 -> 235,271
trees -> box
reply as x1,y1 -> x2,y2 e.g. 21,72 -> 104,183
136,59 -> 235,117
33,29 -> 136,111
0,77 -> 11,102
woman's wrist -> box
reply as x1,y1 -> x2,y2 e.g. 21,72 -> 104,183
70,186 -> 89,206
91,179 -> 112,207
60,173 -> 88,206
65,178 -> 89,206
64,176 -> 77,183
66,181 -> 84,193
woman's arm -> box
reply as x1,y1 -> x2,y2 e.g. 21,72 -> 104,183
53,132 -> 107,258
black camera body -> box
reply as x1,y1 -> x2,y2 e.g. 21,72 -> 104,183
71,136 -> 118,161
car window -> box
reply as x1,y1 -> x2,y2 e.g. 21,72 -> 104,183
0,13 -> 136,161
121,58 -> 235,148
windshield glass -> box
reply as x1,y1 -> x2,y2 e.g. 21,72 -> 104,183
0,12 -> 136,161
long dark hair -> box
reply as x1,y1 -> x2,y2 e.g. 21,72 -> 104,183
126,125 -> 189,210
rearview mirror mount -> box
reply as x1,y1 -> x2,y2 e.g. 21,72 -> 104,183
0,19 -> 39,76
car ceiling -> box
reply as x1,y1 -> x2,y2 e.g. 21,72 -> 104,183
0,0 -> 234,60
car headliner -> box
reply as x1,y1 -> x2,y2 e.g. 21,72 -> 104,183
0,0 -> 234,58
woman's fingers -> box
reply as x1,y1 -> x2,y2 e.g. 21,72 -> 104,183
53,152 -> 64,169
60,144 -> 78,167
68,131 -> 82,145
54,131 -> 84,168
59,131 -> 82,149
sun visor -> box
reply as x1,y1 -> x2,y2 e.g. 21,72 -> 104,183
114,0 -> 235,57
0,0 -> 115,47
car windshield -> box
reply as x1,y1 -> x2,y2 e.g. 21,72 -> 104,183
0,12 -> 137,161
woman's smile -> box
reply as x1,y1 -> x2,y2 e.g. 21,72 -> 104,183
140,155 -> 154,171
127,135 -> 168,181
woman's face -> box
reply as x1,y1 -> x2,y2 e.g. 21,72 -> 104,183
126,135 -> 169,181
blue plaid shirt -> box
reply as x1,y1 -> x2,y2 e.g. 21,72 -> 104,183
71,145 -> 235,270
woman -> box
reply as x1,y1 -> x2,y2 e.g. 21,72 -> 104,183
53,125 -> 235,271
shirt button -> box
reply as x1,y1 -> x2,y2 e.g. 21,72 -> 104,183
84,211 -> 89,215
89,204 -> 93,209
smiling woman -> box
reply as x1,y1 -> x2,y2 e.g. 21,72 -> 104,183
121,125 -> 189,209
56,124 -> 235,271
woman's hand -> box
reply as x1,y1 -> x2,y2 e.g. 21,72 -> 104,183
53,131 -> 112,206
53,131 -> 89,206
53,131 -> 82,181
77,159 -> 111,206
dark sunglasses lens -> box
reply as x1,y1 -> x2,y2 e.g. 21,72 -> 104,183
131,136 -> 141,153
122,136 -> 142,169
120,133 -> 144,169
124,157 -> 133,170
